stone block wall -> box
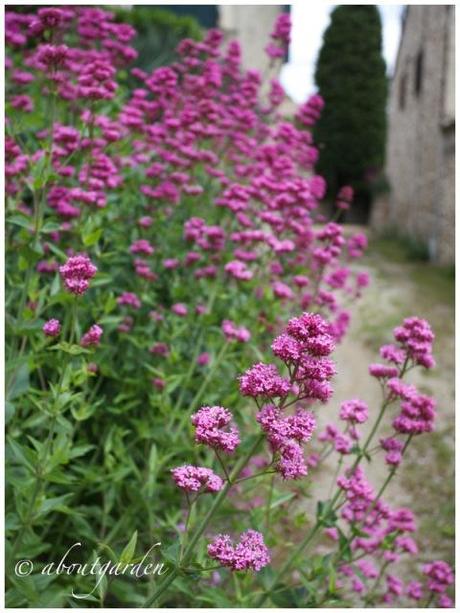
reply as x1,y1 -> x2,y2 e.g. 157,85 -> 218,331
371,6 -> 455,264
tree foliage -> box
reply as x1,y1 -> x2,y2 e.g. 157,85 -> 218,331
314,5 -> 388,199
114,6 -> 203,74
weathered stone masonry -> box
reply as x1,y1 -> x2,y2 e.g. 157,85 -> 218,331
371,5 -> 455,264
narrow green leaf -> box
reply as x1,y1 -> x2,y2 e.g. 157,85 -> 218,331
119,530 -> 137,564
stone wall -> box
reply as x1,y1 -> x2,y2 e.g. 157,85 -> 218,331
371,6 -> 455,264
218,6 -> 283,74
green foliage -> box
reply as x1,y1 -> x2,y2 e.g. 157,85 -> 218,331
113,6 -> 203,74
314,6 -> 388,197
371,227 -> 431,263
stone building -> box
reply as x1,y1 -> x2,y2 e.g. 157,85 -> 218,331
371,5 -> 455,264
162,5 -> 285,74
218,6 -> 284,74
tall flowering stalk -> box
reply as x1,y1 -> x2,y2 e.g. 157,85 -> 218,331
143,314 -> 453,607
5,7 -> 453,608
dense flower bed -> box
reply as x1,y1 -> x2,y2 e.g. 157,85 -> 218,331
5,7 -> 454,608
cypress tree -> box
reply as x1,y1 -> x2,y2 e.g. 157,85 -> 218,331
314,6 -> 387,215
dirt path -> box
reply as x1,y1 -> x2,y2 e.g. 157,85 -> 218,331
313,242 -> 454,572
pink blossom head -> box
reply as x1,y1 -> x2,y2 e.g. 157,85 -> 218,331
163,258 -> 180,270
152,377 -> 165,390
336,185 -> 354,210
34,7 -> 65,31
293,274 -> 310,288
138,216 -> 153,228
295,93 -> 324,127
285,312 -> 335,356
59,254 -> 97,295
438,594 -> 454,608
208,529 -> 270,572
221,320 -> 251,343
392,391 -> 436,435
171,465 -> 223,493
225,259 -> 253,281
407,580 -> 423,601
239,362 -> 290,399
257,404 -> 315,448
339,399 -> 369,424
130,239 -> 154,255
369,363 -> 399,379
171,303 -> 187,317
270,13 -> 291,46
393,317 -> 436,368
272,280 -> 294,300
191,406 -> 240,454
43,318 -> 61,337
422,560 -> 454,594
197,352 -> 210,366
356,271 -> 370,288
277,439 -> 308,479
334,433 -> 353,454
149,342 -> 169,357
117,292 -> 141,309
80,324 -> 103,347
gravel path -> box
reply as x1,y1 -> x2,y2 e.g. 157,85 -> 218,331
311,243 -> 454,580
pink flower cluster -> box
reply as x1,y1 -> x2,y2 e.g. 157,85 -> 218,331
339,399 -> 369,424
59,254 -> 97,295
191,406 -> 240,454
393,316 -> 435,368
208,529 -> 270,572
171,466 -> 223,494
239,362 -> 291,399
368,318 -> 437,436
43,318 -> 61,337
265,13 -> 291,59
171,303 -> 187,317
296,94 -> 325,127
385,378 -> 437,436
6,6 -> 370,349
423,561 -> 454,595
117,292 -> 141,309
380,436 -> 404,466
336,185 -> 354,211
238,313 -> 336,479
272,312 -> 336,402
221,320 -> 251,343
80,324 -> 103,347
257,405 -> 316,479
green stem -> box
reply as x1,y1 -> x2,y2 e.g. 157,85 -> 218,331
255,521 -> 323,607
359,434 -> 413,526
170,328 -> 204,416
360,399 -> 391,460
10,89 -> 58,381
265,474 -> 275,532
142,434 -> 264,607
328,455 -> 343,498
364,559 -> 390,605
256,392 -> 394,606
182,564 -> 223,573
214,448 -> 231,482
234,469 -> 276,485
173,341 -> 230,439
10,299 -> 77,555
424,593 -> 434,608
179,493 -> 193,562
233,572 -> 242,603
168,277 -> 220,420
